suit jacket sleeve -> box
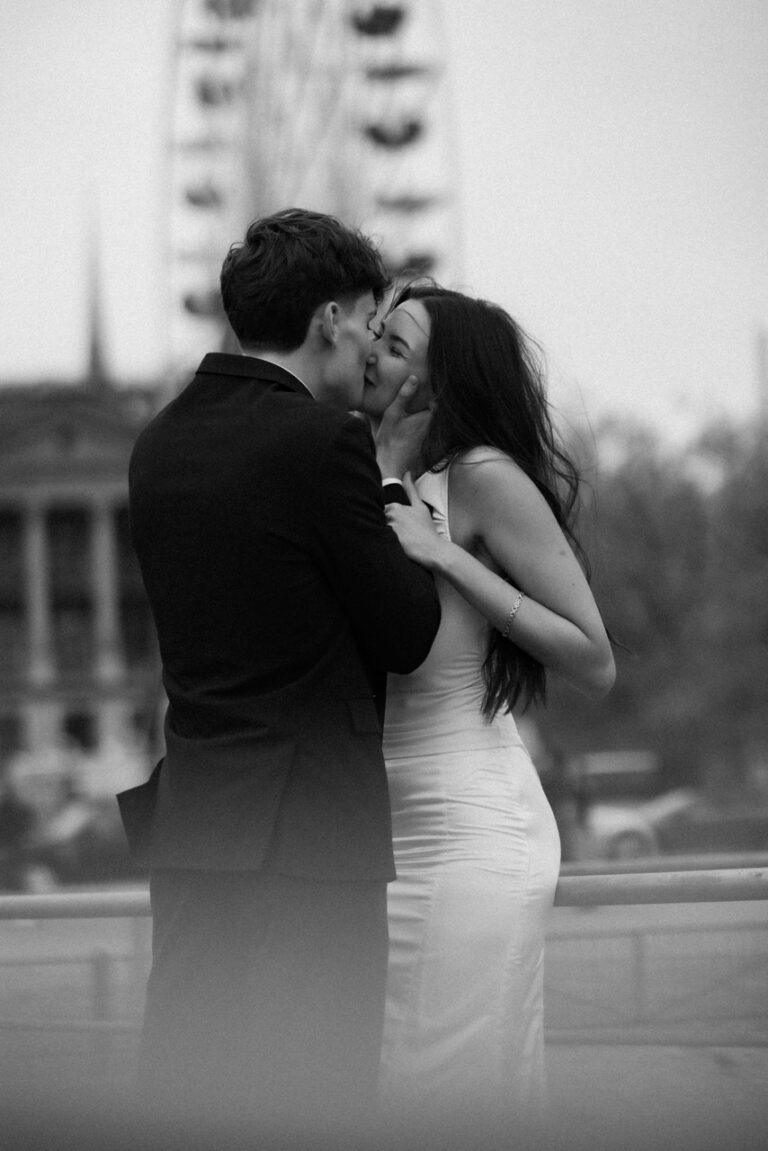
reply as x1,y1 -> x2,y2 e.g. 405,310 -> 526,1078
382,480 -> 409,505
311,416 -> 440,674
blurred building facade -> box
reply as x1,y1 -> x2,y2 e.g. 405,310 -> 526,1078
0,319 -> 163,778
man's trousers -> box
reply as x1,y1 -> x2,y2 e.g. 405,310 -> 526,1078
137,868 -> 389,1134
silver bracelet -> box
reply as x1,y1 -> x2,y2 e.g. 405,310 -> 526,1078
501,591 -> 525,639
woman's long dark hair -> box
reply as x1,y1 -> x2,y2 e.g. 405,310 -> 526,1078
393,283 -> 588,718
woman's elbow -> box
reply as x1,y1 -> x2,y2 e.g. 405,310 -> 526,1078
582,648 -> 616,700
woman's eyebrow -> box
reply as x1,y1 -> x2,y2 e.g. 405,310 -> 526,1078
380,317 -> 411,351
382,322 -> 407,347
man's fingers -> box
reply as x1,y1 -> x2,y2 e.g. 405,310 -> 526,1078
402,471 -> 419,499
393,375 -> 419,407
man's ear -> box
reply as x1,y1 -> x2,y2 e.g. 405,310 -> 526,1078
319,301 -> 339,347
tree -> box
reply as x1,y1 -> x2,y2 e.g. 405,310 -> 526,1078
536,417 -> 768,795
695,426 -> 768,788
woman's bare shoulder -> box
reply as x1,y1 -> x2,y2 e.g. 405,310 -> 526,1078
450,446 -> 534,503
446,447 -> 547,556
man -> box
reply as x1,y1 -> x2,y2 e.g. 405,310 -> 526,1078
118,208 -> 441,1132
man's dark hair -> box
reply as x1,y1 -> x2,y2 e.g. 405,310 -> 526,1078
220,207 -> 389,350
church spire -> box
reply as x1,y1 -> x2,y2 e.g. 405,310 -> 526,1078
86,215 -> 110,392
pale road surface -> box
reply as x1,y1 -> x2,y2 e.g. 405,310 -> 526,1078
0,894 -> 766,1148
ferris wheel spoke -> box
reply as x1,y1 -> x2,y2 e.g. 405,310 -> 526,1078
168,0 -> 457,378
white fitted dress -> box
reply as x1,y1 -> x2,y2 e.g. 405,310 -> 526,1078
378,464 -> 561,1119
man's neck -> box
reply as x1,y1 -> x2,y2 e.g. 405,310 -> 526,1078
241,347 -> 319,398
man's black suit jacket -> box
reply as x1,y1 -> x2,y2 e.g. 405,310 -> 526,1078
118,354 -> 440,880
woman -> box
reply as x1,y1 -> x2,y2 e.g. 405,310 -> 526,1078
361,285 -> 615,1122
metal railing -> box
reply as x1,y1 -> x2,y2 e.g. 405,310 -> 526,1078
0,866 -> 765,1075
0,865 -> 766,921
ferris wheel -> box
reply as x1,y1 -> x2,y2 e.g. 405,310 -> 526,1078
167,0 -> 460,379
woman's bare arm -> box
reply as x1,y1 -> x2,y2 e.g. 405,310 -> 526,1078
386,453 -> 615,698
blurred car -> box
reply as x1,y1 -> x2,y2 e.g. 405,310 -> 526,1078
1,742 -> 149,891
0,790 -> 146,891
583,787 -> 768,860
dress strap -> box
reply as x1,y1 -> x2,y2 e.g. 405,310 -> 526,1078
415,466 -> 451,543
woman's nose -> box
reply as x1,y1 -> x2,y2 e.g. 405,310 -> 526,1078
366,350 -> 377,364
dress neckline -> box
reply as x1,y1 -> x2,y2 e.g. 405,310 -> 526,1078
418,466 -> 452,543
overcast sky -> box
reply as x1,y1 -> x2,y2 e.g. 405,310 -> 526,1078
1,0 -> 766,443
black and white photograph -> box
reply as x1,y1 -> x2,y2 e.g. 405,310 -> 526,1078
0,3 -> 766,1149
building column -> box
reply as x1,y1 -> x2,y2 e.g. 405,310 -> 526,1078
90,500 -> 124,686
23,501 -> 55,686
